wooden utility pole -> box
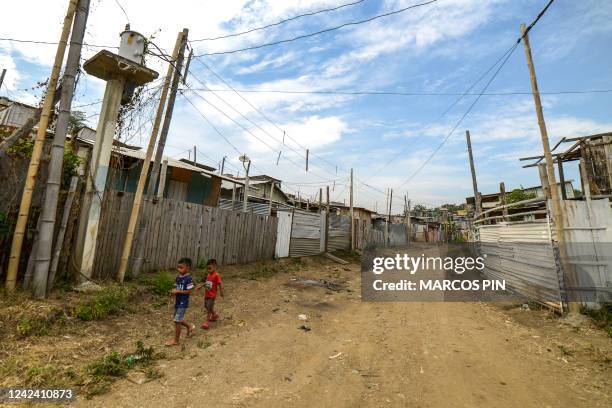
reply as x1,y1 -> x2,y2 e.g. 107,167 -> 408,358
157,160 -> 168,198
306,149 -> 309,171
538,163 -> 551,199
117,30 -> 184,281
465,130 -> 481,216
407,198 -> 412,243
5,0 -> 78,290
147,28 -> 189,196
521,23 -> 576,312
0,69 -> 6,90
32,0 -> 90,298
349,168 -> 354,250
220,156 -> 225,174
268,181 -> 275,216
193,145 -> 197,165
318,187 -> 322,213
499,182 -> 508,222
325,185 -> 330,252
242,160 -> 251,212
384,188 -> 389,242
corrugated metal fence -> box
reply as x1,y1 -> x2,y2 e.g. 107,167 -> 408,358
93,190 -> 278,279
289,210 -> 321,257
476,220 -> 564,311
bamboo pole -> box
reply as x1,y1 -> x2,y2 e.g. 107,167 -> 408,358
117,31 -> 184,282
32,0 -> 90,298
5,0 -> 78,290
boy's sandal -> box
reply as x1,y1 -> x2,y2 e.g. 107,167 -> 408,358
165,340 -> 179,346
187,323 -> 196,337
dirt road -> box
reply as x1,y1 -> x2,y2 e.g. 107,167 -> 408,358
78,253 -> 610,408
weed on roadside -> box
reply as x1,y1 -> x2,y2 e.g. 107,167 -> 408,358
75,286 -> 131,321
582,303 -> 612,338
197,339 -> 211,349
83,341 -> 165,398
139,271 -> 175,296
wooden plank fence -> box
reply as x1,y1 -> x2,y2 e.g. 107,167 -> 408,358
92,190 -> 278,279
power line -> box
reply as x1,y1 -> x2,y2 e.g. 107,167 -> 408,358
191,58 -> 334,174
192,58 -> 383,197
398,46 -> 520,189
190,0 -> 367,42
113,0 -> 130,24
0,37 -> 117,48
193,0 -> 440,56
393,0 -> 557,189
185,87 -> 612,96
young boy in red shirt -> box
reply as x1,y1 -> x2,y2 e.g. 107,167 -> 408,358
196,258 -> 224,329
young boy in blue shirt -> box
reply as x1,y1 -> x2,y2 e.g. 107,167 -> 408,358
166,257 -> 195,346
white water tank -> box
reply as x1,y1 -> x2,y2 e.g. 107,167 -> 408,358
118,25 -> 145,64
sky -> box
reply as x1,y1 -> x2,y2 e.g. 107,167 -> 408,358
1,0 -> 611,213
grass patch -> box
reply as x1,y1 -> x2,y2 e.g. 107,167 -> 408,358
26,364 -> 65,387
83,341 -> 165,398
558,345 -> 574,356
139,271 -> 175,296
197,339 -> 211,349
15,308 -> 67,337
582,303 -> 612,338
75,286 -> 131,321
244,263 -> 285,280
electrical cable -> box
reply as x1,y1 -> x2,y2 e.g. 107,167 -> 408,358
191,0 -> 367,42
185,87 -> 612,96
193,0 -> 440,56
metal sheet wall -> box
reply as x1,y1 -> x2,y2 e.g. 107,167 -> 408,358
289,210 -> 321,257
328,214 -> 350,251
476,220 -> 563,311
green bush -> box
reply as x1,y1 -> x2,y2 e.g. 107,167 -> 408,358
140,271 -> 175,296
84,341 -> 164,398
75,287 -> 130,321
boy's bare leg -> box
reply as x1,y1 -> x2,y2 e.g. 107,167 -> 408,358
166,322 -> 182,346
181,321 -> 195,336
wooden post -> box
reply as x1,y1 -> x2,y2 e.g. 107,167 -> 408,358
306,149 -> 309,171
350,168 -> 354,251
407,198 -> 412,243
157,159 -> 168,198
5,0 -> 78,290
538,163 -> 551,199
268,181 -> 275,216
387,188 -> 393,244
220,156 -> 225,175
500,182 -> 508,222
557,156 -> 567,199
579,157 -> 592,202
318,187 -> 322,213
147,28 -> 189,195
466,130 -> 481,215
521,23 -> 576,312
384,188 -> 389,243
118,31 -> 184,281
231,182 -> 236,210
325,185 -> 330,253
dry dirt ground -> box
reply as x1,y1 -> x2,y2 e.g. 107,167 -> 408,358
1,250 -> 610,408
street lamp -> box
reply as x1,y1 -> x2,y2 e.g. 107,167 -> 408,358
239,155 -> 251,212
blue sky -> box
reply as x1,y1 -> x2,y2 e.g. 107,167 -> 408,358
1,0 -> 611,213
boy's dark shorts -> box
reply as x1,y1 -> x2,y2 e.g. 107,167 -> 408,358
204,298 -> 215,311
